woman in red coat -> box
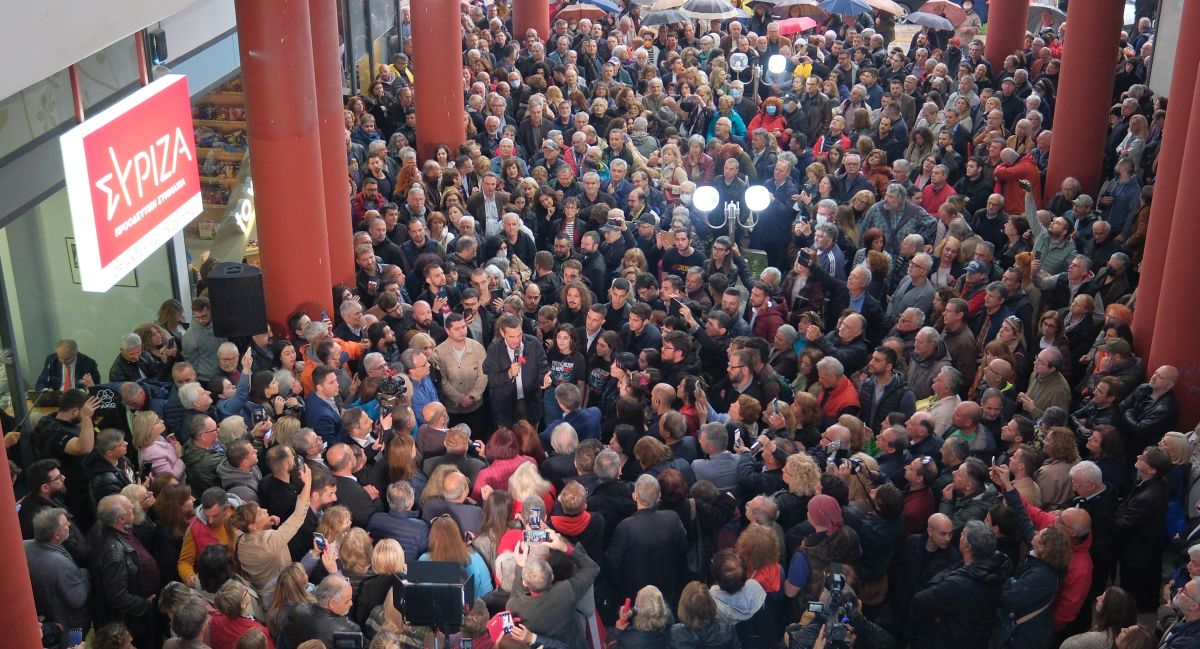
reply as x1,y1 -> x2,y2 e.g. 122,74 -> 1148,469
747,96 -> 790,148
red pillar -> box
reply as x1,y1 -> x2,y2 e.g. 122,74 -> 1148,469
411,0 -> 466,163
1044,0 -> 1125,196
983,0 -> 1028,63
1147,75 -> 1200,427
0,437 -> 42,648
310,0 -> 354,287
513,0 -> 550,44
235,0 -> 333,331
1132,0 -> 1200,354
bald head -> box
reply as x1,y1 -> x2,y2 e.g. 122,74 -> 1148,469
1059,507 -> 1091,540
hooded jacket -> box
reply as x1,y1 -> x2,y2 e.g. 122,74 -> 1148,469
711,580 -> 767,624
910,550 -> 1012,649
216,459 -> 262,504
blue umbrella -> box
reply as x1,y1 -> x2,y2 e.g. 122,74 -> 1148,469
582,0 -> 621,11
817,0 -> 870,15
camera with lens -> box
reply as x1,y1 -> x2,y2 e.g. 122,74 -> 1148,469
378,373 -> 408,409
787,563 -> 856,649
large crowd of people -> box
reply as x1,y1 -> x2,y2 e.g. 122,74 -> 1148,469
10,0 -> 1191,648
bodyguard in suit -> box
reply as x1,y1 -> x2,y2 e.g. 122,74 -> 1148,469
35,339 -> 100,391
483,313 -> 551,429
305,365 -> 345,447
327,443 -> 381,529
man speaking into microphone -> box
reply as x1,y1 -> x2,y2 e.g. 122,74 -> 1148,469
483,313 -> 550,429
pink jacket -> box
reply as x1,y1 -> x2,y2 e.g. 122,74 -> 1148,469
138,439 -> 186,481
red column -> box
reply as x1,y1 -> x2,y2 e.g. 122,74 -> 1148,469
983,0 -> 1029,63
1147,74 -> 1200,427
1044,0 -> 1125,196
513,0 -> 550,44
310,0 -> 354,287
411,0 -> 466,162
0,437 -> 42,648
1132,0 -> 1200,353
235,0 -> 333,331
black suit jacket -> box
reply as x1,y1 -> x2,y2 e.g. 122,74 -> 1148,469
809,261 -> 886,346
35,352 -> 101,390
335,475 -> 380,529
482,334 -> 550,427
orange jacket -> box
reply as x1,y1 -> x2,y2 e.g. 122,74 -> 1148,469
299,337 -> 365,393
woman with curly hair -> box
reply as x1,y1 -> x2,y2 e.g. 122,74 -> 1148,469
777,453 -> 821,531
996,524 -> 1073,649
1035,426 -> 1080,509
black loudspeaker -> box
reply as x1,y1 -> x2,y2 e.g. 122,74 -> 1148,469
207,262 -> 268,338
147,28 -> 168,65
394,561 -> 472,629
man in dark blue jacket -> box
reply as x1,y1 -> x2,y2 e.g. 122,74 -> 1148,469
35,339 -> 100,391
367,481 -> 429,562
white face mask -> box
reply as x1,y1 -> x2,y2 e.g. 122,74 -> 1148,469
681,194 -> 693,206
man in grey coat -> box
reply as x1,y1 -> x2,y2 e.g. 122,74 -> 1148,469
24,508 -> 90,647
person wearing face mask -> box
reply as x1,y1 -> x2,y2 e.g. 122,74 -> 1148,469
747,97 -> 789,148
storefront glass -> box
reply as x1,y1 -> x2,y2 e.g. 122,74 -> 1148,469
0,190 -> 177,413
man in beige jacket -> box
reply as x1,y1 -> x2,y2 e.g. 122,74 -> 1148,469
434,313 -> 489,435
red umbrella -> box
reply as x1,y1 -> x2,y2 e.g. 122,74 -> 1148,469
778,16 -> 820,35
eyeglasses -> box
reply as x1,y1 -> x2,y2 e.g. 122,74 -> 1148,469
203,427 -> 220,435
49,474 -> 66,483
909,262 -> 930,271
729,365 -> 746,370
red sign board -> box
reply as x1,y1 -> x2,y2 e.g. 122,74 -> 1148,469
60,74 -> 201,292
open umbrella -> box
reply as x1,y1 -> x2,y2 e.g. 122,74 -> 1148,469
641,7 -> 691,24
917,0 -> 966,25
650,0 -> 686,10
777,16 -> 820,35
904,11 -> 954,29
817,0 -> 871,16
770,0 -> 827,17
583,0 -> 622,10
1027,2 -> 1066,31
555,3 -> 609,19
864,0 -> 907,16
680,0 -> 741,20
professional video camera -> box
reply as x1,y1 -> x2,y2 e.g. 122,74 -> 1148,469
786,563 -> 856,649
378,372 -> 408,410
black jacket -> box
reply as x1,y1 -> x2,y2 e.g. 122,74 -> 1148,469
35,352 -> 101,390
1119,384 -> 1179,450
91,525 -> 155,630
858,371 -> 917,431
108,352 -> 167,383
670,620 -> 740,649
1116,475 -> 1168,556
588,479 -> 636,547
286,603 -> 362,647
335,475 -> 381,529
83,453 -> 134,510
909,551 -> 1012,649
809,261 -> 887,346
606,507 -> 689,607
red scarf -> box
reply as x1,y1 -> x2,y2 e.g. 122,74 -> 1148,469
550,511 -> 592,537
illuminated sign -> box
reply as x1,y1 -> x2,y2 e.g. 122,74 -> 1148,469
60,74 -> 201,292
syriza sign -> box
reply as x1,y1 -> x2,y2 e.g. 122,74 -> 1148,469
60,74 -> 201,292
